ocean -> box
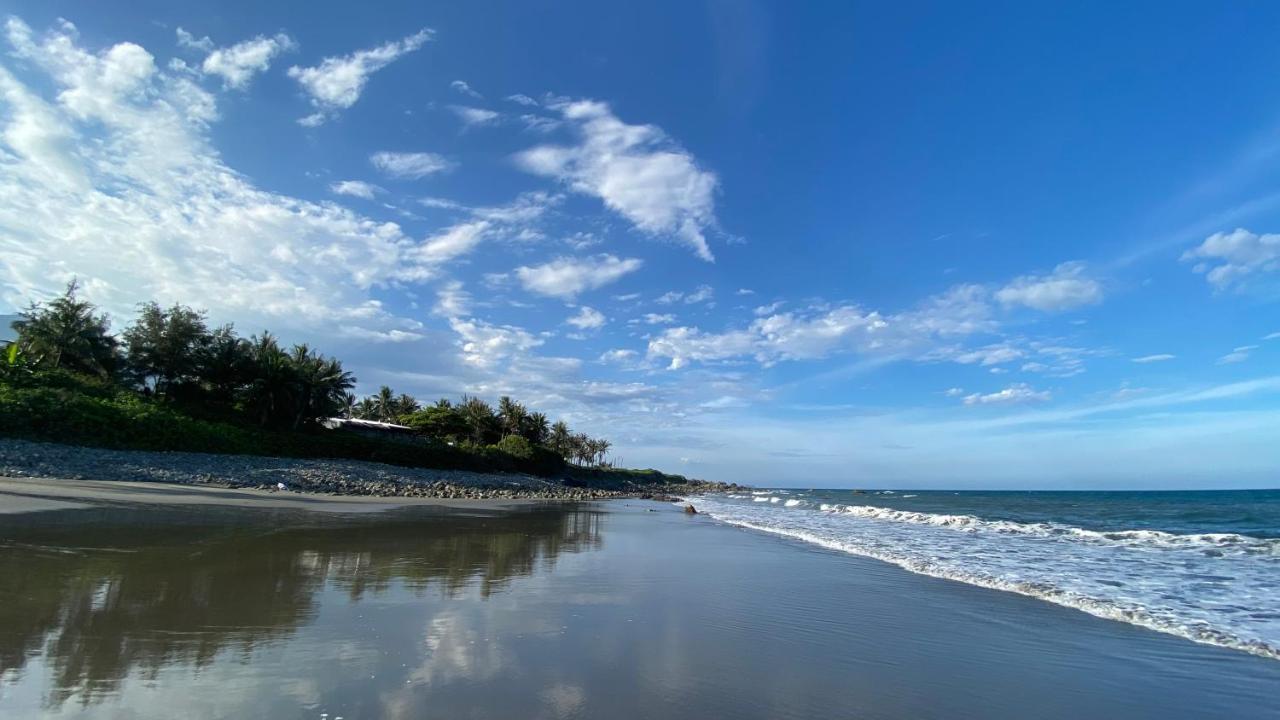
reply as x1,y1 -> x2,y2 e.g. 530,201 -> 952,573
692,488 -> 1280,660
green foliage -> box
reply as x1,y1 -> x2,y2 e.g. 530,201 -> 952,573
13,280 -> 119,378
496,433 -> 533,458
0,286 -> 617,480
402,402 -> 468,440
121,302 -> 211,395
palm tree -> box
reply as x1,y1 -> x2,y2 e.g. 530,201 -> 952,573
460,395 -> 499,445
354,397 -> 378,420
13,279 -> 118,377
289,345 -> 354,429
373,385 -> 397,422
524,411 -> 550,445
592,438 -> 611,467
395,393 -> 420,418
242,333 -> 295,427
572,433 -> 592,466
549,421 -> 572,459
339,391 -> 358,419
201,324 -> 249,404
496,396 -> 527,438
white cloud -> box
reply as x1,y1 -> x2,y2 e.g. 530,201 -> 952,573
1182,228 -> 1280,290
962,383 -> 1051,406
287,28 -> 431,124
329,180 -> 381,199
514,99 -> 720,261
410,221 -> 491,264
433,280 -> 470,318
506,93 -> 538,106
0,18 -> 430,340
371,151 -> 454,179
1132,354 -> 1175,363
449,317 -> 542,368
566,306 -> 606,330
954,343 -> 1024,366
995,261 -> 1103,312
449,105 -> 499,127
599,348 -> 637,363
735,288 -> 755,296
519,113 -> 560,133
646,284 -> 1005,371
1265,331 -> 1280,341
683,284 -> 713,304
514,254 -> 643,299
450,79 -> 481,99
656,290 -> 683,304
189,31 -> 296,90
1218,345 -> 1257,364
175,27 -> 214,53
754,301 -> 784,316
639,313 -> 675,325
944,387 -> 966,397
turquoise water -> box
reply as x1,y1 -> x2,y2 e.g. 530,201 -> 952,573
693,489 -> 1280,659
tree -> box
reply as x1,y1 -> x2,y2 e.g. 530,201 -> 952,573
288,344 -> 354,429
201,325 -> 250,404
339,392 -> 358,419
403,399 -> 468,440
549,421 -> 572,459
122,302 -> 211,395
523,411 -> 550,445
497,396 -> 527,438
241,333 -> 295,428
371,386 -> 397,422
13,280 -> 118,377
460,395 -> 500,445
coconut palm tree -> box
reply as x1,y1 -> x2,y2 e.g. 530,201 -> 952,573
339,391 -> 358,419
496,396 -> 527,438
289,344 -> 355,429
460,395 -> 500,445
524,411 -> 550,445
12,280 -> 118,377
549,421 -> 572,459
201,324 -> 250,404
241,333 -> 295,427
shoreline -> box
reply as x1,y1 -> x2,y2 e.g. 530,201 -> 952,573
0,438 -> 729,508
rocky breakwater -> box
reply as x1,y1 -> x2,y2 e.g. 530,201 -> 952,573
0,439 -> 739,501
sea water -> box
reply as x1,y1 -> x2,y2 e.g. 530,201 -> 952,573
694,489 -> 1280,659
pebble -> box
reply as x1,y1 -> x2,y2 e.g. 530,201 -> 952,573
0,438 -> 740,501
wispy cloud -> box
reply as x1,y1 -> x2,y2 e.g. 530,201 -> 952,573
514,255 -> 643,299
370,151 -> 454,179
288,28 -> 432,125
178,29 -> 296,89
515,99 -> 720,261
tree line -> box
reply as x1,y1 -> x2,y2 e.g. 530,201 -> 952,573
4,282 -> 613,468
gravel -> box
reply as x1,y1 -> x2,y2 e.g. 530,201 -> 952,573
0,438 -> 724,501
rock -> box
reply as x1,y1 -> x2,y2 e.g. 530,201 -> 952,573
683,504 -> 697,514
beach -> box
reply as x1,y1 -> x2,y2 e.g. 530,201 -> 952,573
1,487 -> 1277,719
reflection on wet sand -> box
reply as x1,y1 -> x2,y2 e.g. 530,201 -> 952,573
0,504 -> 603,710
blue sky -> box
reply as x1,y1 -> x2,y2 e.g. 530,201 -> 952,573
2,1 -> 1279,488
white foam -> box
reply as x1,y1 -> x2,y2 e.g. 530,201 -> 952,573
784,499 -> 802,507
695,494 -> 1280,661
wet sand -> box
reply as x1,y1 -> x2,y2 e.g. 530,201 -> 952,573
1,499 -> 1277,718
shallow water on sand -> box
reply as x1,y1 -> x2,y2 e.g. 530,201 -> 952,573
0,501 -> 1278,719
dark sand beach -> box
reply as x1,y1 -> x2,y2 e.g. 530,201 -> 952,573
1,486 -> 1278,719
